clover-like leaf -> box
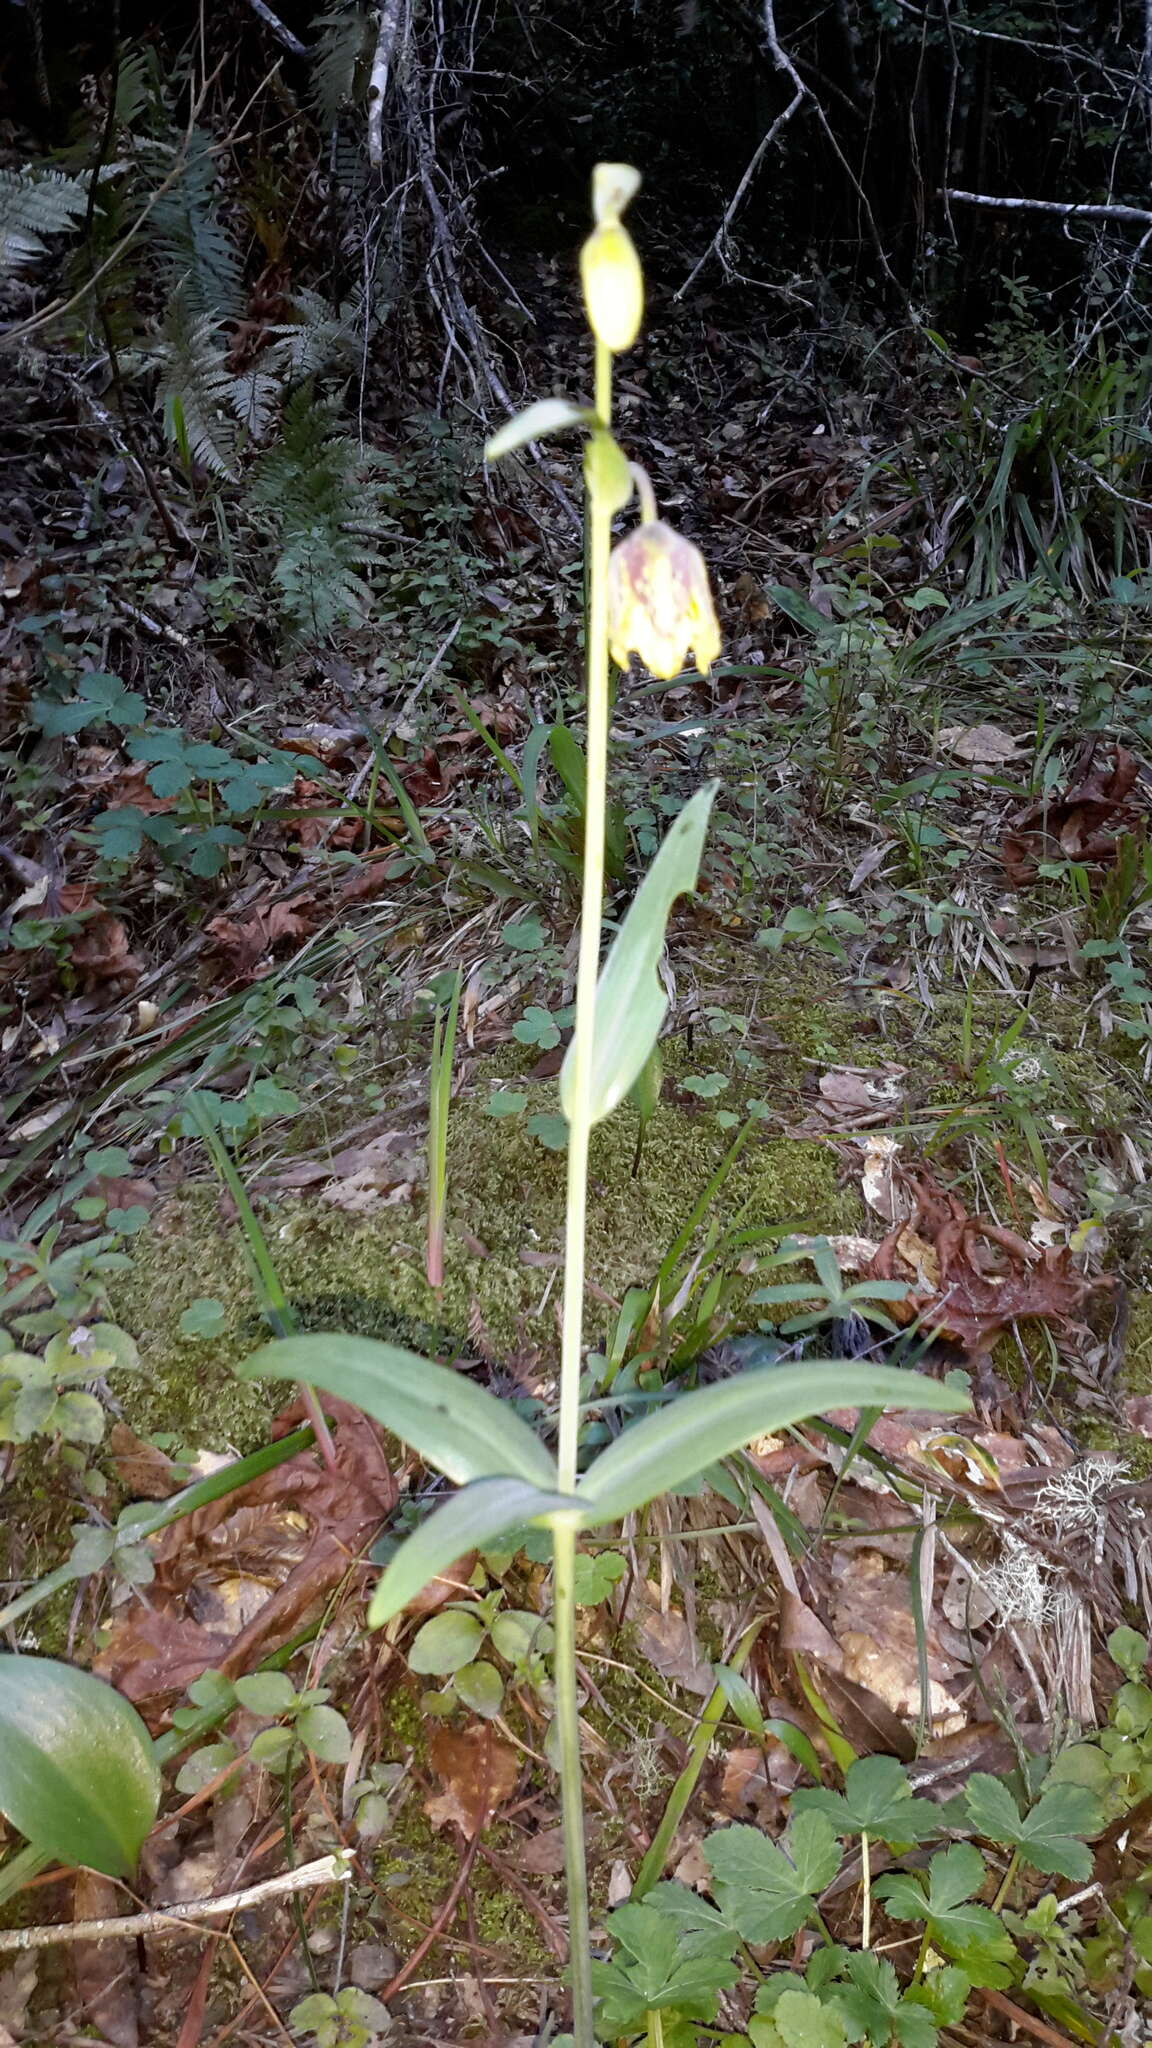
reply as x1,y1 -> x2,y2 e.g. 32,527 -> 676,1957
962,1771 -> 1101,1882
793,1755 -> 940,1846
705,1812 -> 841,1944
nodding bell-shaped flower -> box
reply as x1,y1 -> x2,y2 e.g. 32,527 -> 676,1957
580,161 -> 644,353
608,489 -> 722,680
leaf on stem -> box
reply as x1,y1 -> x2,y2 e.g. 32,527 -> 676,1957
484,399 -> 592,462
560,782 -> 718,1126
576,1362 -> 967,1524
369,1476 -> 578,1627
237,1335 -> 558,1488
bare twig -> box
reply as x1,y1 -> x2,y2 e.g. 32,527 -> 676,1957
676,86 -> 806,298
945,188 -> 1152,227
243,0 -> 308,58
0,1855 -> 352,1953
367,0 -> 409,166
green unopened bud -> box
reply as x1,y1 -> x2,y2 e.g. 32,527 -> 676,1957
580,221 -> 644,353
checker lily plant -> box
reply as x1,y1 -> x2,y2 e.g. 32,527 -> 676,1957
238,167 -> 964,2047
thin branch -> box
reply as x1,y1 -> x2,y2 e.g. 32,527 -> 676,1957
242,0 -> 309,58
762,0 -> 900,289
676,86 -> 805,298
0,1855 -> 351,1953
945,188 -> 1152,227
367,0 -> 409,167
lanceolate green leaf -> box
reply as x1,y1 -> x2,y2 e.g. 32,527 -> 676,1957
238,1336 -> 558,1489
560,783 -> 718,1126
485,399 -> 591,462
576,1363 -> 966,1524
369,1477 -> 579,1627
0,1656 -> 160,1876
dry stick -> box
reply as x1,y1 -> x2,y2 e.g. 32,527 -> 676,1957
676,85 -> 807,300
761,0 -> 900,291
243,0 -> 309,58
367,0 -> 409,166
945,189 -> 1152,226
0,1856 -> 351,1954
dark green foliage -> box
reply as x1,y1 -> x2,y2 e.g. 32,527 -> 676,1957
246,388 -> 387,641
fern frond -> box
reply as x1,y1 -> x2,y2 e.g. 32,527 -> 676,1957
153,295 -> 240,480
269,288 -> 361,379
247,385 -> 386,641
0,168 -> 88,272
231,366 -> 281,439
310,4 -> 375,127
150,129 -> 245,319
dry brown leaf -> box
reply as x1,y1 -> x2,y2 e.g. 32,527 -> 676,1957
866,1165 -> 1112,1350
96,1397 -> 396,1717
938,722 -> 1027,764
108,1422 -> 181,1500
817,1068 -> 904,1122
633,1583 -> 713,1695
425,1723 -> 518,1837
520,1826 -> 567,1875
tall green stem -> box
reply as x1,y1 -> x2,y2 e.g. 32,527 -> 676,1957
553,334 -> 614,2048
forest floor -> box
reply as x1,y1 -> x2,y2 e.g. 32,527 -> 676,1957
3,294 -> 1152,2048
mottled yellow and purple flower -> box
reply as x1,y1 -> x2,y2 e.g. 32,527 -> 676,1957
607,519 -> 722,679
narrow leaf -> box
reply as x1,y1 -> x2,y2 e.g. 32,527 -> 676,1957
0,1655 -> 160,1876
577,1363 -> 966,1524
369,1477 -> 578,1626
561,783 -> 717,1125
237,1335 -> 558,1488
485,399 -> 591,462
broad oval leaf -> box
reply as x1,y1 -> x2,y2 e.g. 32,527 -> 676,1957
485,399 -> 591,462
237,1335 -> 558,1490
0,1655 -> 160,1876
561,783 -> 717,1126
369,1476 -> 579,1627
576,1363 -> 967,1524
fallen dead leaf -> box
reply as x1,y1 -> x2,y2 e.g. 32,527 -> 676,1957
96,1397 -> 396,1717
1002,743 -> 1146,884
425,1723 -> 519,1837
633,1582 -> 714,1696
865,1165 -> 1113,1351
108,1422 -> 181,1500
938,722 -> 1027,765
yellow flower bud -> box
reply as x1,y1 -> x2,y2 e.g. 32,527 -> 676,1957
607,520 -> 722,680
580,222 -> 644,353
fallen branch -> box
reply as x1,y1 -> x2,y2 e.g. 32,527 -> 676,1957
0,1854 -> 351,1952
243,0 -> 309,58
367,0 -> 409,166
945,189 -> 1152,227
